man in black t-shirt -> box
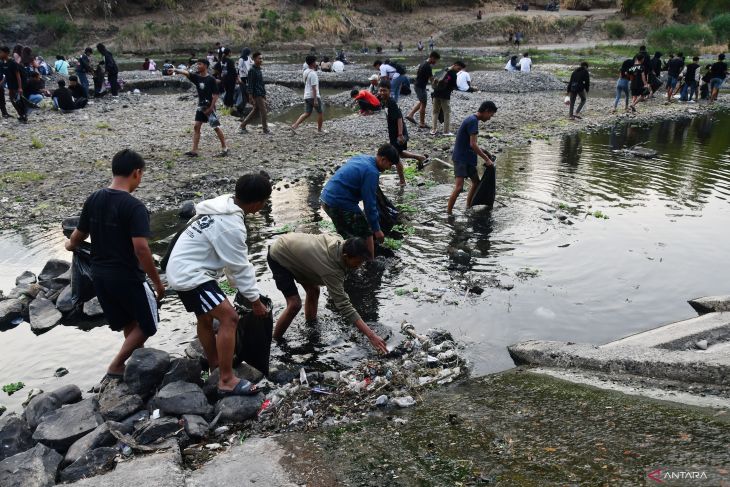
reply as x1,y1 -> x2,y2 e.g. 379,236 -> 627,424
378,81 -> 428,184
628,55 -> 647,112
406,51 -> 440,130
431,60 -> 465,136
666,52 -> 684,101
174,59 -> 229,157
66,149 -> 164,385
0,45 -> 28,123
709,53 -> 728,102
52,79 -> 86,112
680,56 -> 700,102
76,47 -> 94,98
97,43 -> 119,97
220,48 -> 239,108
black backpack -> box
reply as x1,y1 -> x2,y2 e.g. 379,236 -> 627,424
393,62 -> 407,75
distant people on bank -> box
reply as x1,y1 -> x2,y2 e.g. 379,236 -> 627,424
518,52 -> 531,72
368,74 -> 380,95
407,50 -> 440,130
267,233 -> 387,354
68,75 -> 86,100
350,89 -> 381,115
429,36 -> 435,51
142,58 -> 151,70
567,62 -> 590,120
236,48 -> 253,112
75,48 -> 94,99
291,55 -> 325,134
709,53 -> 727,103
477,9 -> 483,19
332,59 -> 345,73
53,79 -> 87,112
97,43 -> 119,97
220,48 -> 239,108
457,69 -> 475,92
515,2 -> 529,11
37,56 -> 51,75
240,52 -> 270,134
514,31 -> 524,46
431,61 -> 465,136
320,56 -> 333,72
162,60 -> 174,76
613,57 -> 633,113
25,71 -> 50,106
417,40 -> 424,52
680,56 -> 700,103
173,59 -> 229,157
545,0 -> 559,11
505,55 -> 519,72
336,49 -> 348,64
54,55 -> 69,76
447,101 -> 498,215
633,45 -> 654,97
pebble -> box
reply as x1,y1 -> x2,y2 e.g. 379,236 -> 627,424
696,339 -> 709,350
392,396 -> 416,408
214,426 -> 230,436
205,443 -> 222,450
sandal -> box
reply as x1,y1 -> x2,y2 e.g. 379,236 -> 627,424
184,151 -> 199,157
405,116 -> 417,125
214,148 -> 229,158
217,379 -> 258,398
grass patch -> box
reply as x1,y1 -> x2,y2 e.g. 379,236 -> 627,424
30,136 -> 43,149
96,122 -> 110,130
647,24 -> 715,52
604,21 -> 626,39
396,203 -> 417,213
36,13 -> 75,39
590,210 -> 610,219
709,13 -> 730,43
391,224 -> 415,236
0,171 -> 45,187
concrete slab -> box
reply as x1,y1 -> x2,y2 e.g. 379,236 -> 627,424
185,436 -> 298,487
71,444 -> 184,487
508,340 -> 730,385
601,312 -> 730,350
689,295 -> 730,314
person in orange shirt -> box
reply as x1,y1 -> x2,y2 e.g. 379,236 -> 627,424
350,88 -> 381,115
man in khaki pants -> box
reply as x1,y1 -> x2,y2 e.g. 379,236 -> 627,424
431,61 -> 464,136
239,52 -> 270,134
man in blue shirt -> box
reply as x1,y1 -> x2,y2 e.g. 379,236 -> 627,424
447,100 -> 498,215
321,144 -> 400,258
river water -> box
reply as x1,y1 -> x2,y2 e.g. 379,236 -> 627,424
1,111 -> 729,413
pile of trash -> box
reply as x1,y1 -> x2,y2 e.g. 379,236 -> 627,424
251,322 -> 468,434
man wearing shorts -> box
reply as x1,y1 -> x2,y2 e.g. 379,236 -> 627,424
378,81 -> 428,184
447,101 -> 498,215
628,55 -> 647,112
174,59 -> 229,157
320,144 -> 400,259
406,51 -> 440,130
267,233 -> 387,353
65,149 -> 164,383
291,55 -> 324,133
709,53 -> 727,103
166,174 -> 272,397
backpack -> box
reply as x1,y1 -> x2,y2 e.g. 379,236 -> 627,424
433,69 -> 450,91
159,215 -> 202,271
393,62 -> 407,75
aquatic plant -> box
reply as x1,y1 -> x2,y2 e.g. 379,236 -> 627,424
2,382 -> 24,395
383,237 -> 403,250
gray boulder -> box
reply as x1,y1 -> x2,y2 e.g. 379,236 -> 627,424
124,348 -> 171,397
64,421 -> 131,465
37,259 -> 71,289
59,446 -> 118,483
24,385 -> 82,431
152,382 -> 212,416
15,271 -> 37,286
55,285 -> 74,313
0,298 -> 24,327
29,297 -> 62,333
50,385 -> 82,405
0,414 -> 34,461
133,417 -> 181,445
98,383 -> 143,422
162,358 -> 203,387
688,295 -> 730,314
182,415 -> 208,439
214,393 -> 264,423
8,283 -> 42,300
83,297 -> 104,317
51,269 -> 71,290
0,443 -> 63,487
32,398 -> 103,451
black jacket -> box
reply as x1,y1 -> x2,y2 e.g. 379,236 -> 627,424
568,67 -> 590,93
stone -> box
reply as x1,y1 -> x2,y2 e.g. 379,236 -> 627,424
22,389 -> 44,407
52,269 -> 72,289
0,414 -> 34,461
50,384 -> 82,405
688,295 -> 730,315
37,259 -> 71,288
98,383 -> 144,422
182,415 -> 209,439
29,297 -> 62,333
55,285 -> 74,313
392,396 -> 416,408
65,421 -> 131,465
0,406 -> 5,417
696,339 -> 709,350
32,398 -> 103,451
184,339 -> 207,366
375,395 -> 389,406
124,348 -> 171,397
54,367 -> 69,377
214,394 -> 264,423
119,410 -> 149,431
24,385 -> 82,431
133,417 -> 181,445
8,284 -> 42,299
162,358 -> 203,387
152,381 -> 213,416
59,447 -> 118,483
0,299 -> 24,327
83,297 -> 104,317
0,443 -> 63,487
179,200 -> 196,218
15,271 -> 37,286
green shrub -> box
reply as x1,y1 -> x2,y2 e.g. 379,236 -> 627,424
647,23 -> 714,52
604,21 -> 626,39
709,13 -> 730,43
36,13 -> 75,39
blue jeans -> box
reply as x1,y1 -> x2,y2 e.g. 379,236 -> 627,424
680,80 -> 696,101
28,94 -> 43,106
614,79 -> 629,108
76,71 -> 90,99
391,75 -> 406,102
710,78 -> 725,91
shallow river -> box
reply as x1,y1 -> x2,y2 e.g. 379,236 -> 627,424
1,111 -> 729,413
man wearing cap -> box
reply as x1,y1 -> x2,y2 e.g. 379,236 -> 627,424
267,233 -> 387,353
368,74 -> 380,95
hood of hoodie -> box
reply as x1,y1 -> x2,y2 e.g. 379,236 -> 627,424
195,194 -> 242,216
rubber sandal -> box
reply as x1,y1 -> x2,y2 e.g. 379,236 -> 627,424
405,116 -> 417,125
214,148 -> 229,157
417,157 -> 430,170
184,151 -> 198,157
217,379 -> 258,398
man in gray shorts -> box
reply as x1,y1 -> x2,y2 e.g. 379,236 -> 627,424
406,51 -> 440,130
291,55 -> 325,133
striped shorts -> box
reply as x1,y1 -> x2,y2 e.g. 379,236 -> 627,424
177,280 -> 228,316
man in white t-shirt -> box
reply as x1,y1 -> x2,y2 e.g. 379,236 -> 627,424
332,60 -> 344,72
456,70 -> 474,92
291,55 -> 324,133
518,53 -> 532,73
374,60 -> 398,82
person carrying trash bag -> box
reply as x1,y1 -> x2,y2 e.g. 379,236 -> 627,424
165,173 -> 272,397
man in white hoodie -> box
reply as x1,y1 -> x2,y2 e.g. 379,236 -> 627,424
166,173 -> 272,397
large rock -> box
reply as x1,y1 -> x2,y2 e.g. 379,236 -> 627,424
0,443 -> 63,487
29,297 -> 62,333
51,269 -> 71,290
37,259 -> 71,289
214,393 -> 264,424
55,285 -> 74,313
64,421 -> 131,465
152,381 -> 212,416
0,298 -> 24,327
32,398 -> 103,451
162,358 -> 203,387
51,385 -> 82,405
689,295 -> 730,314
7,284 -> 42,300
182,415 -> 208,440
133,417 -> 181,445
59,447 -> 118,483
0,414 -> 34,461
124,348 -> 171,397
24,385 -> 82,431
83,297 -> 104,317
98,383 -> 144,421
15,271 -> 37,286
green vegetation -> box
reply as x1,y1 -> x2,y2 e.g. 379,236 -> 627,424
709,13 -> 730,43
30,136 -> 43,149
218,280 -> 237,296
383,237 -> 403,250
604,21 -> 626,40
36,13 -> 75,39
96,122 -> 110,130
318,220 -> 336,232
591,210 -> 610,219
647,23 -> 715,53
0,171 -> 45,188
2,382 -> 25,395
396,203 -> 417,213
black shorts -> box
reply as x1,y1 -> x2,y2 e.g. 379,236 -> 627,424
195,108 -> 221,128
93,276 -> 159,337
267,250 -> 299,298
630,87 -> 644,97
304,98 -> 323,114
454,160 -> 478,179
177,280 -> 228,316
415,85 -> 428,104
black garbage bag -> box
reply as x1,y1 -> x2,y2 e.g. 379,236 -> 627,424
233,294 -> 273,376
376,186 -> 401,236
71,242 -> 95,307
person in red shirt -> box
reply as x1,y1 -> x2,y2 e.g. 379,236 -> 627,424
350,89 -> 381,115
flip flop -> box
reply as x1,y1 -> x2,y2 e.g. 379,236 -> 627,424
417,157 -> 430,170
184,151 -> 199,157
405,116 -> 417,125
217,379 -> 258,398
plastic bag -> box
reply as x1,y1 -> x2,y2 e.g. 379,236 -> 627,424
71,242 -> 95,307
563,95 -> 570,105
233,294 -> 273,376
